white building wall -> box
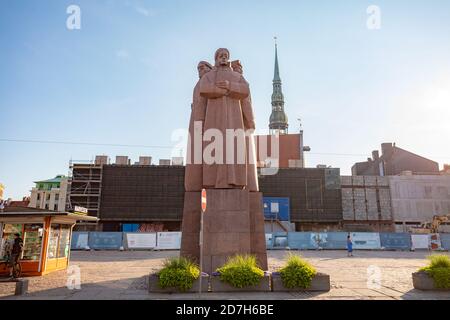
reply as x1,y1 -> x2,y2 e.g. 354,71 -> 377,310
28,178 -> 68,211
389,175 -> 450,224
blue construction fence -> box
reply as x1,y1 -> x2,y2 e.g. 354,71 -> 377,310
72,231 -> 450,251
71,232 -> 181,250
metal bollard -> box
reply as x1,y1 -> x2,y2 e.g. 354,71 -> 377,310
14,279 -> 29,296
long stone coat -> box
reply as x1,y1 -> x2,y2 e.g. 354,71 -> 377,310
185,79 -> 207,192
199,66 -> 251,189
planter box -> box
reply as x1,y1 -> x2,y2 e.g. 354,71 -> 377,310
210,275 -> 271,292
271,272 -> 330,292
148,274 -> 209,293
412,271 -> 450,291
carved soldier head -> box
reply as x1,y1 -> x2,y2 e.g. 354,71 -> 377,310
214,48 -> 230,67
231,60 -> 243,74
197,61 -> 212,78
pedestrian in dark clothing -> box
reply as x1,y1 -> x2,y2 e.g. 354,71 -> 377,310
8,233 -> 23,277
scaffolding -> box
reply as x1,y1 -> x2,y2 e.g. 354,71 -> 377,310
66,158 -> 106,221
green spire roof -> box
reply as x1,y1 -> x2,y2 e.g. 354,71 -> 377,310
269,40 -> 288,134
273,43 -> 281,82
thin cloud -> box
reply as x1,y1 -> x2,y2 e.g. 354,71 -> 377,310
116,50 -> 130,59
134,6 -> 156,17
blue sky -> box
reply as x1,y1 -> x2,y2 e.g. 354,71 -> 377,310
1,0 -> 450,199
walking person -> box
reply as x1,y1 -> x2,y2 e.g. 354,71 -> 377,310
347,234 -> 353,257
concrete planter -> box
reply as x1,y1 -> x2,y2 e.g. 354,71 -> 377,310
210,274 -> 271,292
412,271 -> 450,291
148,274 -> 209,293
271,272 -> 331,292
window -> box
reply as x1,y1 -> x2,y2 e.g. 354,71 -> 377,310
1,224 -> 23,260
55,194 -> 59,201
37,193 -> 41,201
48,224 -> 60,259
22,224 -> 44,261
48,224 -> 72,259
58,226 -> 71,258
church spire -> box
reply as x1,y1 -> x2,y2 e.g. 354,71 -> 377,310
269,38 -> 288,134
273,41 -> 281,82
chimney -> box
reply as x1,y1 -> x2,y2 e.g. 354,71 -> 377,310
381,143 -> 393,157
159,159 -> 171,166
115,156 -> 129,165
95,155 -> 108,166
139,156 -> 152,166
171,157 -> 184,166
372,150 -> 379,160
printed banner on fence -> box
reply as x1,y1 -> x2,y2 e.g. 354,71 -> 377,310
88,232 -> 123,250
411,234 -> 429,250
440,233 -> 450,250
156,232 -> 181,250
430,233 -> 442,251
126,233 -> 157,249
350,232 -> 381,249
71,232 -> 89,250
380,233 -> 411,250
317,232 -> 348,249
288,232 -> 316,249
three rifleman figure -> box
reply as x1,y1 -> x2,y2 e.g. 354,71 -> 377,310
185,48 -> 259,192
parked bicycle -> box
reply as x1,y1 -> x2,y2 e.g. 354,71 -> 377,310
0,258 -> 22,278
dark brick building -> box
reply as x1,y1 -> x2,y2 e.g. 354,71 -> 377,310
89,165 -> 343,232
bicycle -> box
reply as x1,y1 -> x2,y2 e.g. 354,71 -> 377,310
0,256 -> 22,279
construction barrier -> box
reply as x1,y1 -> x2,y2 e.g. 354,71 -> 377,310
124,233 -> 157,250
271,232 -> 288,249
350,232 -> 381,250
430,233 -> 442,250
380,233 -> 411,250
411,234 -> 430,250
318,232 -> 347,249
70,231 -> 447,251
71,232 -> 89,250
155,232 -> 181,250
265,233 -> 274,249
88,232 -> 124,250
440,233 -> 450,250
287,232 -> 315,249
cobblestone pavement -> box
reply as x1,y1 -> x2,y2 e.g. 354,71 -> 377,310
1,250 -> 449,300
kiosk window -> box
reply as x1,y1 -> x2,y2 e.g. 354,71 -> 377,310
1,224 -> 23,260
22,224 -> 44,261
58,226 -> 71,258
48,224 -> 60,259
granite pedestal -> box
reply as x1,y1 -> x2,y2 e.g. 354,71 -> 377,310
180,189 -> 268,273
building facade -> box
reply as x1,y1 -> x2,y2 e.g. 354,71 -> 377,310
341,176 -> 394,232
259,168 -> 343,231
389,173 -> 450,232
352,143 -> 439,176
29,175 -> 68,212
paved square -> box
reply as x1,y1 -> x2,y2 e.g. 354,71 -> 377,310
1,250 -> 449,300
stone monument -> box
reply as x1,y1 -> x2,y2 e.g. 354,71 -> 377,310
180,48 -> 268,273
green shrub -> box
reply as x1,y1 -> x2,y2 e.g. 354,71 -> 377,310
157,257 -> 200,291
419,254 -> 450,289
216,255 -> 264,288
279,254 -> 317,289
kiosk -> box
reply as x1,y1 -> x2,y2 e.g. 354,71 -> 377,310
0,206 -> 98,276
